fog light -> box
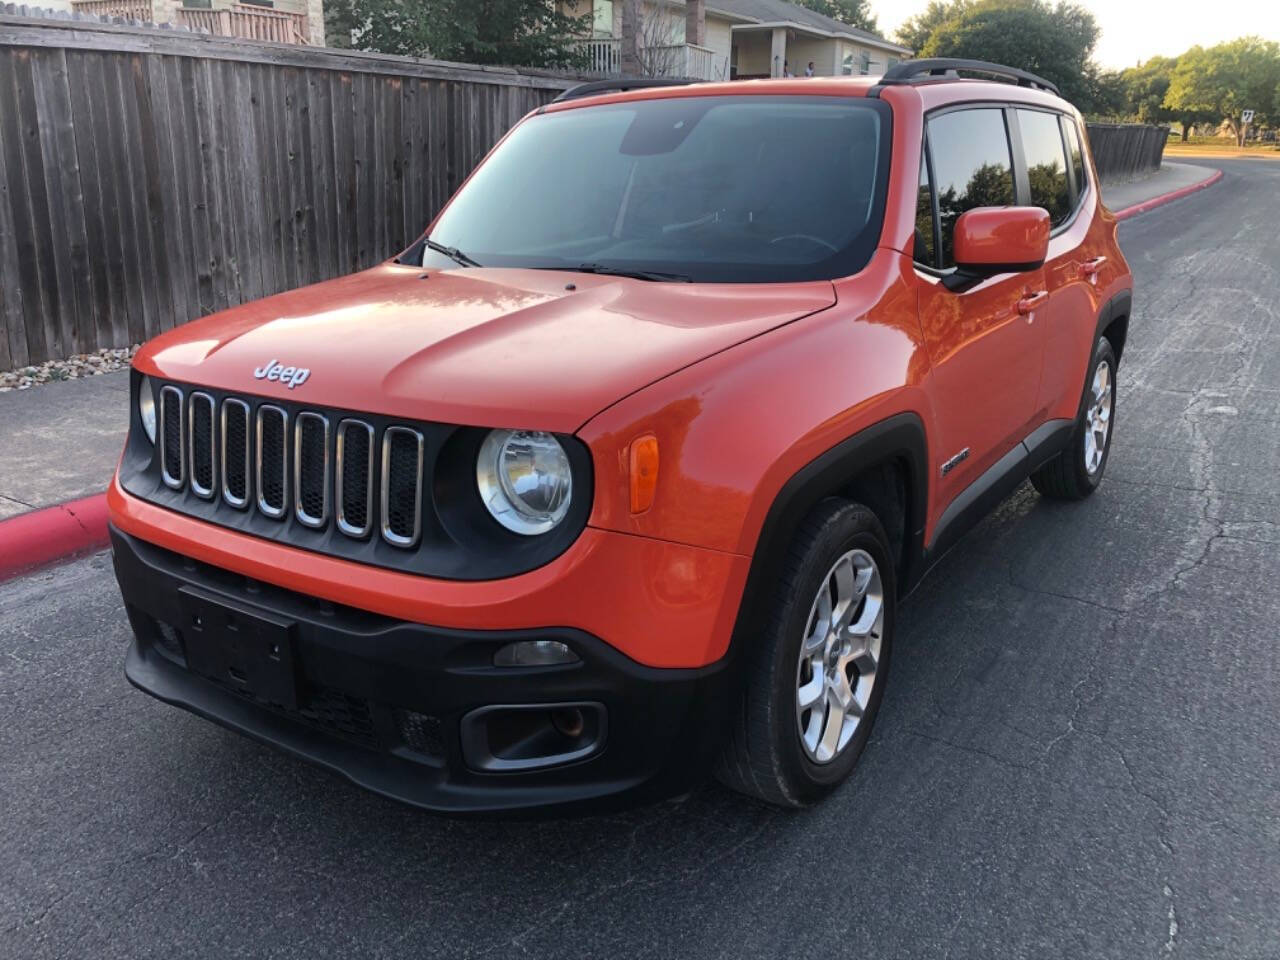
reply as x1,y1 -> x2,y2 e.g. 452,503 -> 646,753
493,640 -> 579,667
551,707 -> 585,738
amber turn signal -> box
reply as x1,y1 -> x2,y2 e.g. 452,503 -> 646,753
629,435 -> 659,514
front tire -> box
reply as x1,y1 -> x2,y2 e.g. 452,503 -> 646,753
1031,336 -> 1117,500
717,499 -> 895,808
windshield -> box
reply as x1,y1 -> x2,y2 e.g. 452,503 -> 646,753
421,95 -> 892,284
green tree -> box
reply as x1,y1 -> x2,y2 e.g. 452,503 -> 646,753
791,0 -> 878,33
1164,38 -> 1280,145
917,0 -> 1100,107
325,0 -> 589,69
895,0 -> 969,54
1117,55 -> 1211,138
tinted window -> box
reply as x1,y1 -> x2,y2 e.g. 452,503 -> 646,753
426,96 -> 892,284
1017,109 -> 1071,225
915,151 -> 936,267
927,109 -> 1015,268
1063,117 -> 1087,196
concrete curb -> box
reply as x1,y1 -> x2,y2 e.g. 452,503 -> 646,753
0,492 -> 109,582
1112,168 -> 1224,221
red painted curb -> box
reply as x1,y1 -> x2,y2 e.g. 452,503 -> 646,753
1113,168 -> 1224,221
0,492 -> 110,582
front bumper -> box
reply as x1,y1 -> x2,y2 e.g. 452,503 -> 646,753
113,526 -> 734,815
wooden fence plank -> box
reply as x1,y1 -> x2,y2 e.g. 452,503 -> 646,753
4,48 -> 58,362
30,48 -> 87,355
0,49 -> 28,369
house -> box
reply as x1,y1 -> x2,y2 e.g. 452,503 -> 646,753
714,0 -> 912,79
57,0 -> 322,44
562,0 -> 909,82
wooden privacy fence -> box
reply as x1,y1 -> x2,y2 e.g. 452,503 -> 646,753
0,14 -> 577,369
1086,122 -> 1169,185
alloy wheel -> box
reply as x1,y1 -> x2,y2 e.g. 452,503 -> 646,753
795,549 -> 885,764
1083,359 -> 1113,475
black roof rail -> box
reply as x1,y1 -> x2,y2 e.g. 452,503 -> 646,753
552,77 -> 701,103
876,58 -> 1060,96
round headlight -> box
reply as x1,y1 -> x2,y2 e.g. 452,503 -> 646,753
138,375 -> 157,444
476,429 -> 573,535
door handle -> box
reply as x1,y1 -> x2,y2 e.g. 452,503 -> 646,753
1017,290 -> 1048,315
1079,256 -> 1108,278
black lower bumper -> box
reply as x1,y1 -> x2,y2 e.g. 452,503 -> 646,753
111,526 -> 733,815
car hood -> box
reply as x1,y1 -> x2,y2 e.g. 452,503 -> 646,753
135,264 -> 837,433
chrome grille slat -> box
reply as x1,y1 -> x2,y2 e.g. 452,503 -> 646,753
256,404 -> 289,519
220,398 -> 251,509
294,411 -> 331,528
336,419 -> 374,538
381,427 -> 424,548
188,392 -> 216,499
159,385 -> 185,489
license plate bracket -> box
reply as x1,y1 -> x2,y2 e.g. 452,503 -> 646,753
178,586 -> 301,710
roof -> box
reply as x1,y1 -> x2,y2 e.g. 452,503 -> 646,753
709,0 -> 912,54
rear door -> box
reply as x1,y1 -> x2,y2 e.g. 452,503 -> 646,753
915,106 -> 1046,507
1011,108 -> 1101,420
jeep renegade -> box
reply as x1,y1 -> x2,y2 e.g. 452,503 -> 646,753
110,59 -> 1133,813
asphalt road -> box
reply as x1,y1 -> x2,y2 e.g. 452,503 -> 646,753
3,158 -> 1278,959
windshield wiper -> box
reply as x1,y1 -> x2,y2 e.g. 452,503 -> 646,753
558,263 -> 692,283
423,238 -> 482,268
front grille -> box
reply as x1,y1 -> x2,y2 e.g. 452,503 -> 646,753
142,386 -> 443,553
125,375 -> 588,579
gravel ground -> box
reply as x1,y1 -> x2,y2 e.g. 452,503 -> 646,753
0,346 -> 138,392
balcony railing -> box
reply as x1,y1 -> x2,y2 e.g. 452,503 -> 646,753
176,4 -> 310,44
575,37 -> 622,74
570,38 -> 723,81
650,43 -> 720,81
69,0 -> 153,20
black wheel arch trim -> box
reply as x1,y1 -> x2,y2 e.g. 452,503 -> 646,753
1097,289 -> 1132,359
727,413 -> 929,659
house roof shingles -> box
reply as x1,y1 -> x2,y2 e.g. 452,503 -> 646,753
709,0 -> 911,53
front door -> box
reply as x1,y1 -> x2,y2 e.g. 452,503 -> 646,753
915,107 -> 1046,508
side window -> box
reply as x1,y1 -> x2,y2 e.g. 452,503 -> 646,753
1062,117 -> 1087,197
1016,108 -> 1071,226
926,108 -> 1016,268
915,150 -> 936,267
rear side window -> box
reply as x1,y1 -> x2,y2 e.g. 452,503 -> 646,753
926,108 -> 1016,268
1016,109 -> 1071,226
1062,117 -> 1087,195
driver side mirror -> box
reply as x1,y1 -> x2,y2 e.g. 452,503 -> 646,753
944,207 -> 1050,291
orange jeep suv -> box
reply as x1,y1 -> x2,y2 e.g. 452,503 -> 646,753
110,59 -> 1132,813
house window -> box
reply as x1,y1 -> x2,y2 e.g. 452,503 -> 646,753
592,0 -> 613,36
841,52 -> 853,75
859,51 -> 871,75
888,57 -> 900,69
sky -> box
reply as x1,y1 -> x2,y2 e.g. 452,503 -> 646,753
867,0 -> 1280,69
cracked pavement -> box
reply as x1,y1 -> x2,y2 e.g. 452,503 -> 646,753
2,158 -> 1278,958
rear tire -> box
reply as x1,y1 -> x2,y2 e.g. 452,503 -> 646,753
716,499 -> 895,808
1031,336 -> 1117,501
